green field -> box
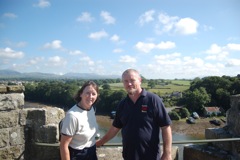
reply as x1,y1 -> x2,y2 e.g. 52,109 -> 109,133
109,80 -> 191,95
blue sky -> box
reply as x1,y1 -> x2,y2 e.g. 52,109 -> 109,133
0,0 -> 239,79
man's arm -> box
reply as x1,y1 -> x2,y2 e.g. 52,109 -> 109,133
96,125 -> 120,147
161,125 -> 172,160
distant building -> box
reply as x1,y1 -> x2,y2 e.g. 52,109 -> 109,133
171,91 -> 182,98
204,107 -> 221,117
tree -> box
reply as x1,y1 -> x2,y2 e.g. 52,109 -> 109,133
102,83 -> 111,90
179,108 -> 190,118
168,111 -> 181,120
182,87 -> 211,114
148,79 -> 156,89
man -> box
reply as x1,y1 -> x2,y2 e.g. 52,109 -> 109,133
96,69 -> 172,160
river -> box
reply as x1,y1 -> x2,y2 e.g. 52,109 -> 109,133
98,120 -> 203,160
97,120 -> 202,144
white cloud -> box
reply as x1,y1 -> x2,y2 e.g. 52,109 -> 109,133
28,57 -> 44,65
69,50 -> 84,55
183,57 -> 204,67
3,13 -> 18,18
100,11 -> 115,24
76,12 -> 94,22
135,42 -> 155,53
206,44 -> 222,54
204,43 -> 237,61
135,41 -> 175,53
48,56 -> 67,66
174,18 -> 198,35
154,53 -> 181,65
143,54 -> 228,79
0,47 -> 24,59
155,52 -> 181,60
110,34 -> 125,44
156,41 -> 176,49
33,0 -> 51,8
110,34 -> 120,42
113,48 -> 124,53
226,43 -> 240,51
226,59 -> 240,67
205,51 -> 228,61
88,30 -> 108,40
203,24 -> 214,31
155,12 -> 178,34
43,40 -> 62,49
80,56 -> 95,65
119,55 -> 136,63
4,40 -> 27,48
138,10 -> 155,26
155,12 -> 198,35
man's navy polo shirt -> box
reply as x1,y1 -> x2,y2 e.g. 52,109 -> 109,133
113,89 -> 172,160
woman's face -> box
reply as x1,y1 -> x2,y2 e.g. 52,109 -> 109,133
80,85 -> 98,109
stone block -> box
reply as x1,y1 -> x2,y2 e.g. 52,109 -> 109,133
9,127 -> 25,146
205,127 -> 232,151
0,111 -> 18,128
183,144 -> 234,160
0,86 -> 7,93
0,145 -> 25,160
45,107 -> 65,124
227,95 -> 240,136
7,85 -> 25,93
0,128 -> 9,148
30,145 -> 60,160
19,109 -> 28,126
24,108 -> 46,126
232,139 -> 240,159
35,124 -> 58,143
0,93 -> 24,111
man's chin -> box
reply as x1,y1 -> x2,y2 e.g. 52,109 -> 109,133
128,90 -> 136,95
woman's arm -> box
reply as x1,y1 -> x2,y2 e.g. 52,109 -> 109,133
60,135 -> 73,160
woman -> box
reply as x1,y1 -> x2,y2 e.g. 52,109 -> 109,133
60,81 -> 100,160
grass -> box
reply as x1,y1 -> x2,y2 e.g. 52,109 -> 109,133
109,80 -> 191,95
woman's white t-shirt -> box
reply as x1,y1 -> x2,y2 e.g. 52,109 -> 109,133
61,105 -> 99,150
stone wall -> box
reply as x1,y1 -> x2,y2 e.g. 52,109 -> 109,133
0,85 -> 65,160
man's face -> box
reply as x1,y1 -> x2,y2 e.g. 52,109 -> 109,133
122,72 -> 141,95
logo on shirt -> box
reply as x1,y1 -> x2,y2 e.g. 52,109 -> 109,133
141,105 -> 148,112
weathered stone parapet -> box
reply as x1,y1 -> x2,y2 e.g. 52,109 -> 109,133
0,85 -> 25,94
0,93 -> 24,111
23,107 -> 65,160
184,144 -> 233,160
0,85 -> 65,160
97,146 -> 179,160
0,91 -> 25,160
227,94 -> 240,136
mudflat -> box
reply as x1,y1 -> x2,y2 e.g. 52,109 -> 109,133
96,115 -> 225,139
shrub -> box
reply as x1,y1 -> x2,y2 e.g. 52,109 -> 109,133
168,111 -> 181,120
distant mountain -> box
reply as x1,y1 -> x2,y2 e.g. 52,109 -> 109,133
0,69 -> 21,75
0,69 -> 120,80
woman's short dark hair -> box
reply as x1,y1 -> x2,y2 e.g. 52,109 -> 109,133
74,81 -> 99,105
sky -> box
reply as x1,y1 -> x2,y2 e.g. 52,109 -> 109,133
0,0 -> 240,79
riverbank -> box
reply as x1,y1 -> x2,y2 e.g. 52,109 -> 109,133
96,115 -> 225,139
